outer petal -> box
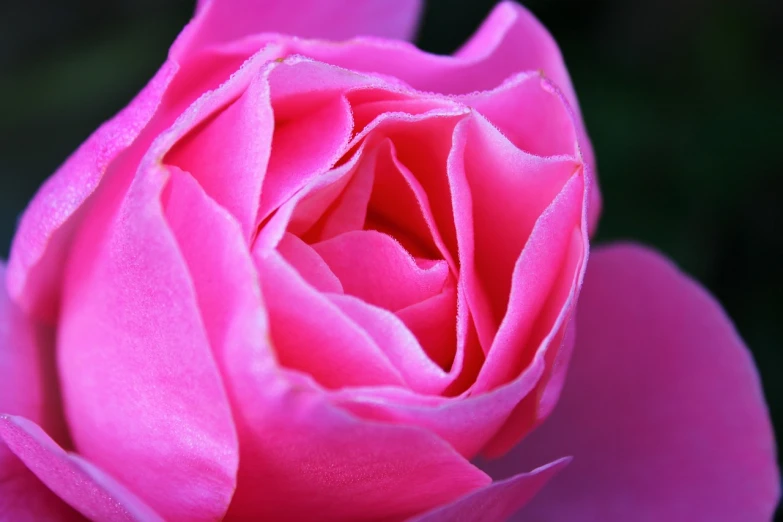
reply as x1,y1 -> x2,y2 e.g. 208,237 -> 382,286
0,264 -> 61,431
481,244 -> 780,521
190,0 -> 423,50
57,162 -> 239,521
1,262 -> 79,520
0,464 -> 79,521
0,415 -> 163,521
6,62 -> 177,322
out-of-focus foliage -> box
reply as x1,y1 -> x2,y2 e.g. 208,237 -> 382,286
1,0 -> 780,495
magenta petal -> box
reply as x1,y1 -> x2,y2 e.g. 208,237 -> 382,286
0,264 -> 61,433
408,458 -> 569,522
0,461 -> 79,521
314,230 -> 450,311
57,164 -> 238,521
328,293 -> 452,395
144,162 -> 490,521
481,244 -> 780,521
165,65 -> 273,238
277,233 -> 343,293
6,62 -> 176,322
0,415 -> 162,521
455,2 -> 595,165
189,0 -> 423,53
460,72 -> 578,159
224,368 -> 492,521
254,248 -> 406,389
1,263 -> 79,520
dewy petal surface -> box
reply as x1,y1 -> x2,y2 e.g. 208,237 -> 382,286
480,244 -> 780,521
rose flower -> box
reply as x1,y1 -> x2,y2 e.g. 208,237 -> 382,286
1,1 -> 778,521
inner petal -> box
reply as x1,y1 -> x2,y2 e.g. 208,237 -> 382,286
396,281 -> 458,372
253,248 -> 406,390
276,232 -> 343,294
257,95 -> 354,224
365,138 -> 446,263
313,230 -> 450,312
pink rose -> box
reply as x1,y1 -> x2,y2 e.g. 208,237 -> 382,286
1,1 -> 778,521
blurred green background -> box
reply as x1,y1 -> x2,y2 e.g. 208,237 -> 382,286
1,0 -> 781,500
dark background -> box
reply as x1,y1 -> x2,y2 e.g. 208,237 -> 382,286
1,0 -> 781,504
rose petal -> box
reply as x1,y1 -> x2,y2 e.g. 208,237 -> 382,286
314,230 -> 450,312
0,461 -> 80,521
254,247 -> 406,389
57,164 -> 238,521
0,415 -> 163,521
461,113 -> 580,332
480,244 -> 780,521
396,282 -> 458,371
1,262 -> 80,520
328,293 -> 452,395
363,137 -> 447,261
165,65 -> 273,238
454,1 -> 600,232
472,158 -> 585,392
459,72 -> 578,159
0,264 -> 61,432
225,373 -> 494,521
188,0 -> 423,54
408,458 -> 569,522
6,62 -> 177,322
257,60 -> 374,224
156,163 -> 496,521
448,113 -> 582,358
276,233 -> 343,293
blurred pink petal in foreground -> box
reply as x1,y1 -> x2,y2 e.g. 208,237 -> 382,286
481,245 -> 779,521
